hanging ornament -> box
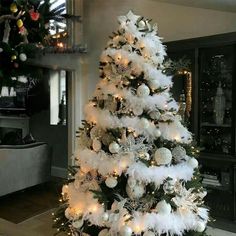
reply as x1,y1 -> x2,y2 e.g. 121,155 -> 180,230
163,179 -> 176,194
149,110 -> 161,120
154,147 -> 172,165
187,158 -> 198,169
98,229 -> 109,236
154,129 -> 161,138
10,3 -> 18,13
105,176 -> 118,188
126,182 -> 145,199
137,84 -> 150,98
138,151 -> 150,160
156,200 -> 171,214
196,221 -> 206,232
139,118 -> 150,129
29,9 -> 40,21
127,177 -> 136,188
120,225 -> 132,236
17,19 -> 24,28
0,48 -> 3,53
138,20 -> 146,28
102,212 -> 109,221
11,55 -> 17,61
133,106 -> 143,116
109,142 -> 120,153
72,219 -> 84,228
92,138 -> 102,152
148,79 -> 159,90
143,231 -> 155,236
19,53 -> 27,62
172,146 -> 186,163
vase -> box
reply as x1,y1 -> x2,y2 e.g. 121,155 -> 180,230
214,82 -> 225,125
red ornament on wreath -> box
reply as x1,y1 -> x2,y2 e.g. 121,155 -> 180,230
29,9 -> 40,21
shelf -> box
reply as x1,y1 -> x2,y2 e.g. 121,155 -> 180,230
200,122 -> 231,128
203,184 -> 230,191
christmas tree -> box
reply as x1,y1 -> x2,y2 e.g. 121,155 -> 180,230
0,0 -> 65,87
54,11 -> 209,236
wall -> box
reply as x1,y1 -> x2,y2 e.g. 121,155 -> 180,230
82,0 -> 236,97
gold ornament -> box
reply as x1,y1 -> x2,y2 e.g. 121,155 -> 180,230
11,55 -> 17,60
10,3 -> 18,13
17,19 -> 23,28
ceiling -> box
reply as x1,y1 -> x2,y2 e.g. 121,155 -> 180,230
156,0 -> 236,13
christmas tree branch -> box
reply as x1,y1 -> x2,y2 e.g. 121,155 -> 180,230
0,11 -> 22,24
2,20 -> 11,43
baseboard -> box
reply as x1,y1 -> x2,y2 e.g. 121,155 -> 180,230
51,166 -> 67,178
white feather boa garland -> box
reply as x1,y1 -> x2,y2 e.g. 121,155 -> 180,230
94,82 -> 178,113
126,160 -> 194,187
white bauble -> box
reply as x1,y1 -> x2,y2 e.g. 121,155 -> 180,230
188,158 -> 198,169
92,138 -> 102,152
154,147 -> 172,165
102,212 -> 109,221
196,221 -> 206,232
98,229 -> 109,236
126,183 -> 145,199
72,219 -> 84,228
105,177 -> 118,188
139,151 -> 150,160
0,48 -> 3,53
140,118 -> 150,129
65,207 -> 73,220
149,110 -> 161,120
19,53 -> 27,61
127,177 -> 136,188
156,200 -> 171,214
120,225 -> 132,236
138,20 -> 146,28
109,142 -> 120,153
143,231 -> 155,236
137,84 -> 150,98
163,179 -> 176,194
154,129 -> 161,138
133,106 -> 143,116
148,79 -> 159,90
172,146 -> 186,163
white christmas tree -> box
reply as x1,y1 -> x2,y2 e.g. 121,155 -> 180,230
55,11 -> 209,236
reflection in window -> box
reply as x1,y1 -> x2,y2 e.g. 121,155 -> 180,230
50,70 -> 67,125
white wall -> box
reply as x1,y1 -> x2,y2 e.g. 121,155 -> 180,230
82,0 -> 236,98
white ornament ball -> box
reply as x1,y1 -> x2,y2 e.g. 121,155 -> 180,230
138,20 -> 146,28
163,179 -> 176,194
102,212 -> 109,221
172,146 -> 186,163
120,225 -> 132,236
148,79 -> 159,90
0,48 -> 3,53
98,229 -> 109,236
19,53 -> 27,61
154,129 -> 161,138
149,110 -> 161,120
139,151 -> 150,160
137,84 -> 150,98
133,106 -> 143,116
196,221 -> 206,232
156,200 -> 171,214
127,177 -> 136,188
105,177 -> 118,188
92,138 -> 102,152
72,219 -> 84,228
126,183 -> 145,199
109,142 -> 120,153
140,118 -> 150,129
188,158 -> 198,169
143,231 -> 155,236
154,147 -> 172,165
